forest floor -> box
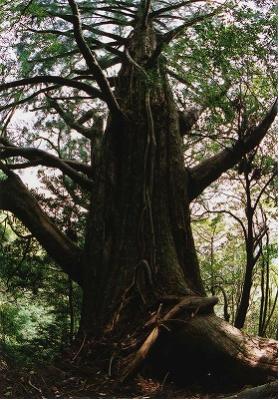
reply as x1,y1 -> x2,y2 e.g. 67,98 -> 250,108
0,365 -> 240,399
1,355 -> 277,399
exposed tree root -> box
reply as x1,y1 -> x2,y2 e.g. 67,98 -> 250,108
153,314 -> 277,385
120,297 -> 277,386
229,380 -> 278,398
44,295 -> 277,393
121,295 -> 218,381
121,327 -> 160,382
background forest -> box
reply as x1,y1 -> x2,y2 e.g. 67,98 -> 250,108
0,0 -> 277,398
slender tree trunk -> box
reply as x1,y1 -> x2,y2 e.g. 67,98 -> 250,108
259,256 -> 265,335
234,169 -> 255,329
234,264 -> 254,329
263,289 -> 278,337
68,277 -> 75,343
212,285 -> 230,322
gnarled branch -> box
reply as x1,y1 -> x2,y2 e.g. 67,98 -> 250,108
0,141 -> 93,190
150,1 -> 203,18
149,10 -> 219,64
0,76 -> 103,99
0,166 -> 82,285
68,0 -> 121,116
188,100 -> 278,201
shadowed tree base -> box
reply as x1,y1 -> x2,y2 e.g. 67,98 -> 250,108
74,298 -> 277,387
229,381 -> 278,398
150,314 -> 277,385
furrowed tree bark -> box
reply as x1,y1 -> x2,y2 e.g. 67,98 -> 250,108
75,8 -> 277,386
80,10 -> 205,337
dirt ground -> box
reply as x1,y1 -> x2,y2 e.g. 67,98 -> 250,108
1,342 -> 277,400
0,368 -> 233,399
1,358 -> 276,399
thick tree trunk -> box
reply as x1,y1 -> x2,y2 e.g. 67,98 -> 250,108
80,21 -> 204,336
76,17 -> 277,385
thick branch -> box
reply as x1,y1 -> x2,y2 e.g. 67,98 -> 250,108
76,109 -> 95,125
149,10 -> 218,63
83,25 -> 127,44
87,37 -> 124,58
142,0 -> 152,26
90,6 -> 136,17
0,76 -> 103,99
0,142 -> 93,190
162,11 -> 218,44
28,28 -> 73,37
65,159 -> 93,176
0,167 -> 82,284
68,0 -> 121,116
151,1 -> 203,18
188,100 -> 278,201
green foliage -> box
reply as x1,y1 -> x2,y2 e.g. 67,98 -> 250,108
0,304 -> 26,343
24,1 -> 48,19
0,170 -> 8,181
0,216 -> 82,365
193,211 -> 278,338
167,1 -> 276,162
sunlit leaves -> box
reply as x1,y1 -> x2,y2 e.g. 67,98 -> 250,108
169,2 -> 276,112
0,170 -> 8,181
